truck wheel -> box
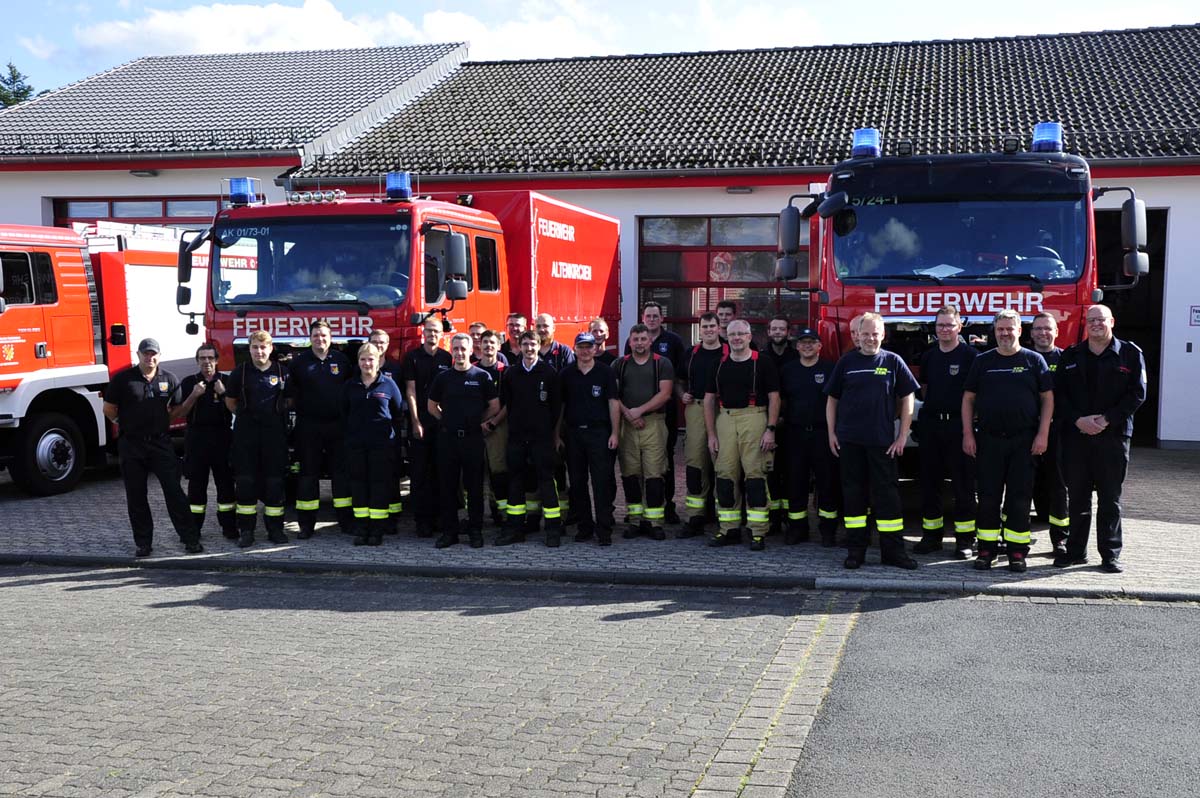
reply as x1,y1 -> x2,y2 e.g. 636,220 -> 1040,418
10,413 -> 86,496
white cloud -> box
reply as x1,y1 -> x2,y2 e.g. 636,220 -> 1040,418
19,34 -> 61,60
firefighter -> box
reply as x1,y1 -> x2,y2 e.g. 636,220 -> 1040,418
368,328 -> 405,530
1030,310 -> 1069,555
703,319 -> 780,551
475,329 -> 510,526
962,309 -> 1053,572
468,321 -> 487,362
715,300 -> 737,340
102,337 -> 203,557
343,343 -> 406,546
497,330 -> 563,547
825,312 -> 919,570
590,317 -> 616,365
616,323 -> 675,540
679,312 -> 726,537
402,316 -> 452,537
287,320 -> 352,539
500,312 -> 526,365
176,342 -> 237,539
428,333 -> 500,548
763,316 -> 798,534
1053,304 -> 1146,573
535,312 -> 576,522
913,305 -> 978,559
224,330 -> 290,548
561,332 -> 621,545
624,302 -> 686,525
778,328 -> 839,546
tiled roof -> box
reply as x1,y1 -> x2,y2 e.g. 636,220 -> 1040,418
298,24 -> 1200,178
0,43 -> 464,157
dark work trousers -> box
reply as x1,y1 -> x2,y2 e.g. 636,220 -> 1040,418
1033,423 -> 1069,545
346,446 -> 394,539
408,416 -> 441,531
119,434 -> 199,550
664,402 -> 679,511
975,429 -> 1036,557
1062,431 -> 1130,563
918,416 -> 977,538
785,425 -> 839,532
437,429 -> 486,535
231,418 -> 288,536
767,420 -> 787,521
294,417 -> 352,533
183,428 -> 236,536
506,435 -> 560,523
838,442 -> 903,551
566,425 -> 617,533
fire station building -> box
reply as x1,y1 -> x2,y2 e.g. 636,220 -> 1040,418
0,24 -> 1197,445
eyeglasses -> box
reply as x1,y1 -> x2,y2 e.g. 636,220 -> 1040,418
935,324 -> 958,330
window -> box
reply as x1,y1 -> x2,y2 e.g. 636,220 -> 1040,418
424,230 -> 447,304
32,253 -> 57,304
53,196 -> 221,229
1,252 -> 35,305
477,236 -> 500,291
638,215 -> 811,347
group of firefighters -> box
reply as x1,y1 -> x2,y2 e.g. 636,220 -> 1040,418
103,298 -> 1145,574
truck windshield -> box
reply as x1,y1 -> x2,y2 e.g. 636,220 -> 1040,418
833,198 -> 1087,285
211,217 -> 410,308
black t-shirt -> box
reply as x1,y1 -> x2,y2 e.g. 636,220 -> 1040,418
500,359 -> 562,438
104,366 -> 181,438
225,361 -> 288,425
919,343 -> 978,414
561,362 -> 618,427
401,346 -> 452,423
964,348 -> 1052,435
1037,346 -> 1062,373
342,375 -> 406,450
825,350 -> 919,447
428,366 -> 498,432
179,371 -> 233,431
499,340 -> 521,365
765,343 -> 800,373
595,350 -> 616,366
705,351 -> 780,409
779,359 -> 834,428
682,343 -> 728,398
287,349 -> 350,421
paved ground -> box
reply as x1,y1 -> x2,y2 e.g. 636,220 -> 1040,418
786,595 -> 1200,798
0,566 -> 859,798
1,445 -> 1196,600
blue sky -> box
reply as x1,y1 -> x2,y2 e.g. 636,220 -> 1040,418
7,0 -> 1198,94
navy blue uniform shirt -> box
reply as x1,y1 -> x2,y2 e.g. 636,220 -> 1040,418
501,359 -> 561,438
561,361 -> 618,428
780,359 -> 834,429
104,366 -> 182,438
428,365 -> 498,432
539,340 -> 577,372
180,371 -> 233,431
1054,338 -> 1146,438
825,350 -> 919,447
342,374 -> 406,449
964,348 -> 1052,435
919,342 -> 978,415
225,362 -> 288,424
401,345 -> 452,424
287,349 -> 350,421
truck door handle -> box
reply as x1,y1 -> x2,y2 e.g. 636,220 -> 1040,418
35,342 -> 49,358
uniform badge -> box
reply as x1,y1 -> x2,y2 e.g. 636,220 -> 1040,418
658,343 -> 668,353
538,381 -> 547,402
269,375 -> 280,386
330,363 -> 340,375
158,381 -> 169,392
814,373 -> 825,384
591,384 -> 602,397
949,364 -> 960,376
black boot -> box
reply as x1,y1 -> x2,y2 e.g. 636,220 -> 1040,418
912,531 -> 943,554
468,526 -> 485,549
545,520 -> 562,548
596,526 -> 613,547
785,519 -> 809,545
953,534 -> 975,560
843,548 -> 865,569
880,533 -> 918,570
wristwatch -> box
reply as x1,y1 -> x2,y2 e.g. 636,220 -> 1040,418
765,424 -> 776,432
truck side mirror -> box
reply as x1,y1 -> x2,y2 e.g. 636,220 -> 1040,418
818,191 -> 849,219
775,256 -> 799,281
778,206 -> 801,255
409,313 -> 425,326
110,323 -> 127,347
1121,198 -> 1147,250
832,208 -> 858,237
1124,251 -> 1149,278
177,227 -> 209,284
446,232 -> 468,280
176,286 -> 191,307
445,278 -> 468,301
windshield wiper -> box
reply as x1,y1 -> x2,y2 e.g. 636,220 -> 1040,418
863,273 -> 944,285
229,300 -> 295,316
943,273 -> 1043,288
292,299 -> 373,315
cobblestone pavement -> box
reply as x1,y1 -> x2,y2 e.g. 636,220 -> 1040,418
1,446 -> 1197,600
0,566 -> 861,798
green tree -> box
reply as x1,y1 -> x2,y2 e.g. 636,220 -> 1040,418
0,62 -> 34,107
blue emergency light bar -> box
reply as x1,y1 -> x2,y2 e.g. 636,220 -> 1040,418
228,176 -> 258,206
1032,122 -> 1064,153
851,127 -> 881,158
386,171 -> 413,200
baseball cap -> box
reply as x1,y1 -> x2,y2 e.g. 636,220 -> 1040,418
137,337 -> 162,354
574,332 -> 596,346
796,328 -> 819,341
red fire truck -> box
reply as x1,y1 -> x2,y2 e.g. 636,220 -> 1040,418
777,123 -> 1148,366
1,222 -> 209,494
175,173 -> 620,371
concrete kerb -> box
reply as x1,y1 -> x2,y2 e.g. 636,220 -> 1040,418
2,551 -> 1195,602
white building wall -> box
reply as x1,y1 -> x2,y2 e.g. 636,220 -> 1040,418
0,166 -> 289,226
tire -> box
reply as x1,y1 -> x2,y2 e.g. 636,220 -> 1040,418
9,412 -> 86,496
